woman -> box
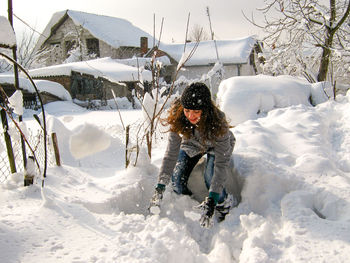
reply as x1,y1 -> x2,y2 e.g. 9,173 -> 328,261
149,82 -> 238,227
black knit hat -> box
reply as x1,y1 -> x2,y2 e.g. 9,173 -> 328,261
180,82 -> 212,110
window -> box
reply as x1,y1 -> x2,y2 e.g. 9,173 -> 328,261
50,42 -> 60,47
65,40 -> 76,58
86,38 -> 100,57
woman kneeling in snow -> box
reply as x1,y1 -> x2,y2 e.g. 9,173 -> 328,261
149,82 -> 239,227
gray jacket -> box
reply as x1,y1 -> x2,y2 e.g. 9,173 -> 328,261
158,126 -> 235,194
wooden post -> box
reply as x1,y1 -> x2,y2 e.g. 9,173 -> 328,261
51,133 -> 61,166
7,0 -> 20,92
125,125 -> 130,168
146,131 -> 152,159
1,109 -> 16,173
24,156 -> 35,186
8,0 -> 28,171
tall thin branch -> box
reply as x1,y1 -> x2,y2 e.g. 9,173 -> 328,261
184,13 -> 191,52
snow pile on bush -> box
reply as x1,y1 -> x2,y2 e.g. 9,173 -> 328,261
217,75 -> 329,125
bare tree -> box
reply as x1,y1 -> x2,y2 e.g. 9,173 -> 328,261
140,41 -> 199,160
0,48 -> 13,72
245,0 -> 350,83
17,28 -> 39,69
189,24 -> 210,42
0,28 -> 52,72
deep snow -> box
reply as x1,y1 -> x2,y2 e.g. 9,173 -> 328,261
1,76 -> 350,262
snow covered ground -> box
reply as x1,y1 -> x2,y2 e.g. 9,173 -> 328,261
1,76 -> 350,262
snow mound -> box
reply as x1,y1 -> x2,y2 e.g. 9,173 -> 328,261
70,123 -> 112,159
217,75 -> 328,125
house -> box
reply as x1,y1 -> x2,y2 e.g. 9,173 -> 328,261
32,10 -> 263,98
29,57 -> 152,107
153,36 -> 263,95
34,10 -> 155,66
1,17 -> 70,107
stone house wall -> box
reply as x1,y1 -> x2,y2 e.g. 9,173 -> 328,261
32,73 -> 138,104
40,17 -> 144,67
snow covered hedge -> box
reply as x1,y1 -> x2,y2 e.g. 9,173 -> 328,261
217,75 -> 330,126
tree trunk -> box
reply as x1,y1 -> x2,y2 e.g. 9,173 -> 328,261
317,0 -> 336,82
317,44 -> 332,82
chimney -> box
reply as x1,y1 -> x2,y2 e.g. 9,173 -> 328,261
140,37 -> 148,55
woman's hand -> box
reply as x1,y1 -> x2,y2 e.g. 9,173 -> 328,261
149,184 -> 165,215
196,197 -> 216,228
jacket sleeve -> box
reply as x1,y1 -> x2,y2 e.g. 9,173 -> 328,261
210,130 -> 235,194
158,131 -> 182,185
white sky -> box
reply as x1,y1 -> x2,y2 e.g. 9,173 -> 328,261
0,0 -> 265,43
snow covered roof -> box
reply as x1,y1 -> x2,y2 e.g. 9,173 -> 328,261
0,74 -> 71,101
34,80 -> 72,101
115,56 -> 171,67
0,16 -> 16,48
158,36 -> 258,66
0,74 -> 35,92
29,57 -> 152,83
35,10 -> 156,51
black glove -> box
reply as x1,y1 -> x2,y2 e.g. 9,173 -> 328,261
197,197 -> 216,228
149,184 -> 165,215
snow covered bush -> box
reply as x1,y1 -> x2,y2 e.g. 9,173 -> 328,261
217,75 -> 328,126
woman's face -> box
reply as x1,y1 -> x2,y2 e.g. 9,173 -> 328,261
183,108 -> 202,124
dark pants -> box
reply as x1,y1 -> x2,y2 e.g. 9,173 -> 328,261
171,149 -> 226,203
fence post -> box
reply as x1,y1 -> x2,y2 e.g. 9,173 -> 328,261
51,133 -> 61,166
24,156 -> 35,186
125,125 -> 130,168
0,109 -> 16,173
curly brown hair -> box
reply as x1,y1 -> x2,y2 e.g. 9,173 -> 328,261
162,98 -> 230,142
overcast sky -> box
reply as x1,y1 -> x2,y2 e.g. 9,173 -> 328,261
1,0 -> 265,43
